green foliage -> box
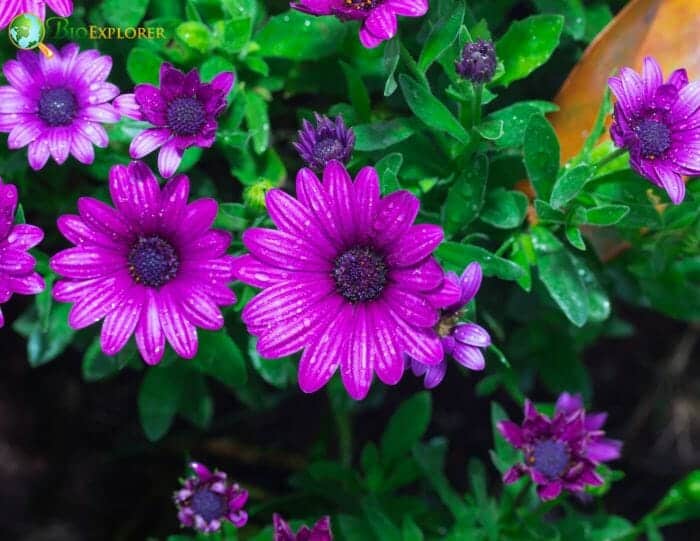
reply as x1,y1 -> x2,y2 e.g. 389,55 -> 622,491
495,15 -> 564,86
6,1 -> 698,538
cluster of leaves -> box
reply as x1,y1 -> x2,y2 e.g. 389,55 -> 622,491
1,0 -> 699,539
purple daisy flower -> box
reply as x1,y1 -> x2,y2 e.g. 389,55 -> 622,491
0,177 -> 45,327
0,0 -> 73,28
608,56 -> 700,204
274,514 -> 333,541
291,0 -> 429,49
232,160 -> 449,400
50,161 -> 236,365
456,40 -> 497,84
113,64 -> 234,178
0,44 -> 120,170
293,113 -> 355,172
174,462 -> 248,534
409,262 -> 490,389
497,393 -> 622,501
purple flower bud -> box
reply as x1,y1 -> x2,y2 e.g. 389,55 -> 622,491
455,40 -> 497,84
293,114 -> 355,172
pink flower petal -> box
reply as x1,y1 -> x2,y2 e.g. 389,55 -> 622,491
135,289 -> 166,365
100,286 -> 145,355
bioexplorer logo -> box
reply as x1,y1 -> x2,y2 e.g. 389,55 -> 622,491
45,17 -> 167,40
7,12 -> 166,57
8,13 -> 53,57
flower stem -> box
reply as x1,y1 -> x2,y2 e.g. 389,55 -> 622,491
328,386 -> 353,468
472,83 -> 483,127
593,147 -> 627,170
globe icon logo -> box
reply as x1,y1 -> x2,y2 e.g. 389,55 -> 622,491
8,13 -> 45,51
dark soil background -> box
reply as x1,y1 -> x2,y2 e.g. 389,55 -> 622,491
1,296 -> 698,540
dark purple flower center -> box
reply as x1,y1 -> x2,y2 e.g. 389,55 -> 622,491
167,96 -> 206,136
343,0 -> 381,10
38,87 -> 77,126
636,119 -> 671,158
313,137 -> 346,166
333,246 -> 387,303
128,235 -> 180,288
456,40 -> 497,84
531,439 -> 569,479
191,488 -> 227,523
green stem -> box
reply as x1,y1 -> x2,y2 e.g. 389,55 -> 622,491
502,480 -> 531,518
399,42 -> 429,88
593,147 -> 627,170
472,83 -> 483,127
328,387 -> 353,468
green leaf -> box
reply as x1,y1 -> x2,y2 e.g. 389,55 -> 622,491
550,164 -> 592,209
413,439 -> 468,521
402,517 -> 424,541
380,392 -> 432,464
244,92 -> 270,155
341,61 -> 371,123
474,119 -> 504,141
138,365 -> 186,441
523,114 -> 560,201
479,188 -> 528,229
126,48 -> 162,84
375,153 -> 403,194
569,254 -> 610,322
337,515 -> 377,541
533,227 -> 589,327
101,0 -> 149,26
443,153 -> 489,234
176,21 -> 213,53
248,337 -> 294,389
437,242 -> 525,281
14,303 -> 74,368
533,0 -> 586,40
354,118 -> 417,151
192,330 -> 247,389
218,17 -> 254,54
256,10 -> 346,60
487,101 -> 558,148
178,371 -> 214,430
653,470 -> 700,528
587,516 -> 635,541
215,202 -> 249,232
200,56 -> 236,84
490,402 -> 521,474
383,38 -> 401,96
495,15 -> 564,86
584,205 -> 630,226
362,498 -> 401,541
82,338 -> 126,382
534,199 -> 565,223
510,233 -> 534,291
417,2 -> 465,72
565,225 -> 585,250
399,74 -> 470,144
